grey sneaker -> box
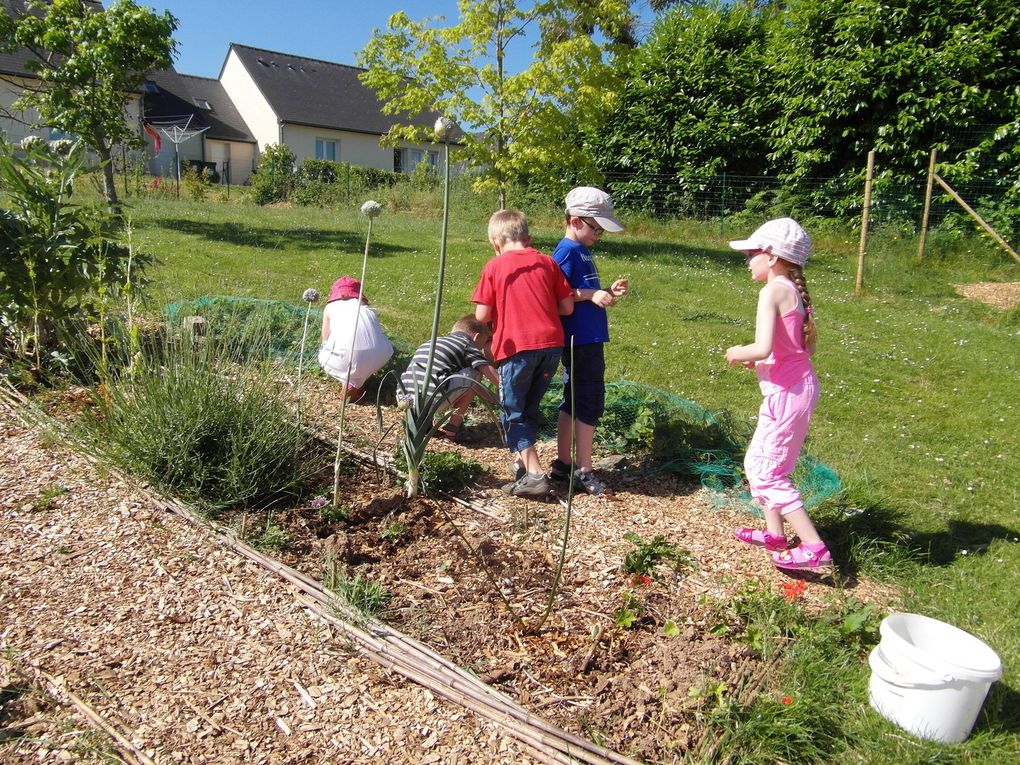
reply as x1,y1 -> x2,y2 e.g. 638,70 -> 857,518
573,469 -> 608,496
502,472 -> 550,497
509,459 -> 526,481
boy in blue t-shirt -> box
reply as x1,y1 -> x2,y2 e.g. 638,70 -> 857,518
551,187 -> 628,495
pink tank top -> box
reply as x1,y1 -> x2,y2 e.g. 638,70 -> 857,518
755,277 -> 815,393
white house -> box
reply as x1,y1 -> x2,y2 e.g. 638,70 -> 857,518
216,43 -> 448,177
143,67 -> 258,185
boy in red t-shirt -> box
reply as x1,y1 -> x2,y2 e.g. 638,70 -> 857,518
472,210 -> 574,497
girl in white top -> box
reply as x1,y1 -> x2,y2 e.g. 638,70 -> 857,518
318,276 -> 393,398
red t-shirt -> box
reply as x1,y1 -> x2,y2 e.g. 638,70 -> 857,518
472,247 -> 572,363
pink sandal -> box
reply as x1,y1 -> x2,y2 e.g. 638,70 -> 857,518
773,543 -> 832,570
733,527 -> 789,552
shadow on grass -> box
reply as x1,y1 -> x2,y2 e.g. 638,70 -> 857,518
977,680 -> 1020,737
597,238 -> 746,270
817,496 -> 1020,585
157,217 -> 417,258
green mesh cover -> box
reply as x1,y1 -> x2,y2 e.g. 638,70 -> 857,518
537,379 -> 841,513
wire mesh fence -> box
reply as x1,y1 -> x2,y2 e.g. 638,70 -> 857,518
601,167 -> 1018,243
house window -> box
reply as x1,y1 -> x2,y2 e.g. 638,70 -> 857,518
428,150 -> 439,170
143,81 -> 159,94
393,148 -> 405,173
194,98 -> 211,110
315,139 -> 337,161
410,149 -> 423,169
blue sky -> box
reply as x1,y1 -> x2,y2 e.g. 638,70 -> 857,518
115,1 -> 658,79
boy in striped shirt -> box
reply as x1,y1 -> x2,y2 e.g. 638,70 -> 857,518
398,315 -> 499,441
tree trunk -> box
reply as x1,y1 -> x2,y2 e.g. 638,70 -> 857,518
96,143 -> 121,210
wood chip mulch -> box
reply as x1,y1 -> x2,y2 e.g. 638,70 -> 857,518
0,414 -> 543,765
2,374 -> 898,764
954,281 -> 1020,310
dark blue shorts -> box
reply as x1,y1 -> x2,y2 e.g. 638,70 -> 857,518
559,343 -> 605,427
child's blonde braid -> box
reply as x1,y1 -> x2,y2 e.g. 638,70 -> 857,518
787,264 -> 817,354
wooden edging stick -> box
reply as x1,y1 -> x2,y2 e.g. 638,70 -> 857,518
855,150 -> 876,296
917,148 -> 938,260
0,659 -> 159,765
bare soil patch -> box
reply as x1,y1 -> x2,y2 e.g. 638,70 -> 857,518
275,377 -> 894,762
954,281 -> 1020,310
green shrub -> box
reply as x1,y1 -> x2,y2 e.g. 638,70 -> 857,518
250,143 -> 296,205
0,138 -> 145,375
408,160 -> 440,191
292,177 -> 344,208
182,164 -> 209,201
77,321 -> 307,515
393,449 -> 485,495
297,158 -> 341,184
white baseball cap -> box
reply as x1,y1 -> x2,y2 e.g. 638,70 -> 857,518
565,186 -> 624,233
729,217 -> 812,266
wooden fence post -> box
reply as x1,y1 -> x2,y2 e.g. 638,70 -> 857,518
917,148 -> 937,261
854,150 -> 876,296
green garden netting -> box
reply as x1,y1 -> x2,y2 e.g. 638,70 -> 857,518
165,296 -> 841,513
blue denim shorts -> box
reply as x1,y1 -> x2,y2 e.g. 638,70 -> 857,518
559,342 -> 605,426
498,348 -> 560,453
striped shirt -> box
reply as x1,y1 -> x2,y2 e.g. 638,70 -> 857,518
399,332 -> 488,399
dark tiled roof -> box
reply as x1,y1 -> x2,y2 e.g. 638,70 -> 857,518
228,43 -> 444,136
0,0 -> 105,78
144,69 -> 255,144
178,75 -> 255,143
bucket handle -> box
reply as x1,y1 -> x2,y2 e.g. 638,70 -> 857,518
869,648 -> 955,688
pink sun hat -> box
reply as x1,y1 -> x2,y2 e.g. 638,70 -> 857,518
327,276 -> 364,303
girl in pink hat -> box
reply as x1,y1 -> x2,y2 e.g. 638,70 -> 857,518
318,276 -> 393,400
724,218 -> 832,571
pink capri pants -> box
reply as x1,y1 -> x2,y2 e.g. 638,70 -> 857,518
744,375 -> 820,516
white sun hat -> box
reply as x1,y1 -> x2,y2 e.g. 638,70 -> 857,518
728,217 -> 812,266
565,186 -> 624,233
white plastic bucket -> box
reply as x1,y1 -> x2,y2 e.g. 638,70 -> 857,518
868,612 -> 1002,743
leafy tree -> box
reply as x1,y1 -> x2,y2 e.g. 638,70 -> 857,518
357,0 -> 636,207
766,0 -> 1020,188
0,0 -> 178,208
588,2 -> 774,214
591,0 -> 1020,218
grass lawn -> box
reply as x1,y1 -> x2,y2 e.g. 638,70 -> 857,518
126,191 -> 1019,762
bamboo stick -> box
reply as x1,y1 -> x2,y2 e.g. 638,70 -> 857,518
934,173 -> 1020,266
855,150 -> 876,296
21,664 -> 159,765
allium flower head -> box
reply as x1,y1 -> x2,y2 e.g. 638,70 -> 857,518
302,288 -> 321,304
360,200 -> 382,218
434,116 -> 455,141
20,135 -> 44,151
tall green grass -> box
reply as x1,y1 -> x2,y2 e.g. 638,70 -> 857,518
109,189 -> 1020,761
